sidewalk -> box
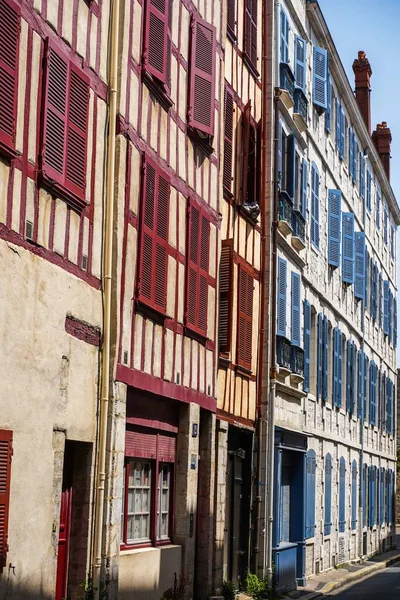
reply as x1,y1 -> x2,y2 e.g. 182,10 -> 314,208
283,528 -> 400,599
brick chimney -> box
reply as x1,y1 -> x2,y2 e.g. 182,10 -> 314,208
352,51 -> 372,133
372,122 -> 392,180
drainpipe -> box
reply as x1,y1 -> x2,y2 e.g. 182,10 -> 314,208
92,0 -> 120,598
266,86 -> 281,583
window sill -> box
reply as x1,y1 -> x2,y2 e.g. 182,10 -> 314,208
243,53 -> 260,79
235,364 -> 253,378
0,142 -> 19,162
184,324 -> 208,345
39,172 -> 87,214
120,543 -> 180,556
187,127 -> 214,157
227,27 -> 237,44
135,298 -> 168,324
219,354 -> 232,369
142,70 -> 174,112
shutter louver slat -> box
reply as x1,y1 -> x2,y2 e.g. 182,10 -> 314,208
0,430 -> 12,567
0,0 -> 20,151
328,189 -> 341,268
189,18 -> 216,136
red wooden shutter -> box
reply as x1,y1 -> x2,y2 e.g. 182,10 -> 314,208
143,0 -> 169,84
241,101 -> 251,204
188,17 -> 216,136
137,156 -> 170,314
0,430 -> 12,568
186,202 -> 210,337
227,0 -> 236,38
237,268 -> 253,371
65,65 -> 89,202
0,0 -> 20,152
223,87 -> 234,195
219,240 -> 233,353
244,0 -> 257,68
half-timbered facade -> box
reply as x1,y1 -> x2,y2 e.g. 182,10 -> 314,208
270,0 -> 399,592
0,0 -> 109,598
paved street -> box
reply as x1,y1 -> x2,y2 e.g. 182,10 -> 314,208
329,561 -> 400,598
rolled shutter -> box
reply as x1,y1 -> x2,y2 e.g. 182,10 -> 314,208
0,0 -> 20,152
300,159 -> 308,219
324,454 -> 332,535
286,134 -> 296,201
313,46 -> 328,109
317,313 -> 322,398
277,258 -> 287,337
305,450 -> 316,538
322,316 -> 328,401
354,232 -> 365,299
339,458 -> 346,532
328,189 -> 341,268
244,0 -> 258,68
237,268 -> 254,371
186,203 -> 210,336
143,0 -> 169,83
294,36 -> 306,91
219,241 -> 233,353
0,430 -> 12,568
188,17 -> 216,136
291,272 -> 301,346
342,212 -> 355,284
351,461 -> 357,530
223,86 -> 234,194
304,300 -> 311,392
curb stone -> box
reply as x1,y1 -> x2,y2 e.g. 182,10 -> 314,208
283,551 -> 400,599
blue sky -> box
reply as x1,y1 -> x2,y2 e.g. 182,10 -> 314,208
318,0 -> 400,365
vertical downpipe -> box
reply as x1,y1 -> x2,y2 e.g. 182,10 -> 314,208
92,0 -> 120,598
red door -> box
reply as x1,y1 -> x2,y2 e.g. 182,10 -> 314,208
55,486 -> 73,600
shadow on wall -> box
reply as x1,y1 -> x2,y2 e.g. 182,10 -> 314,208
0,578 -> 53,600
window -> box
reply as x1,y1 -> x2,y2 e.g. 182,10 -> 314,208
241,101 -> 260,216
338,457 -> 346,532
366,170 -> 372,211
237,266 -> 254,371
359,152 -> 365,198
310,162 -> 319,248
312,46 -> 328,111
369,361 -> 377,426
186,201 -> 210,337
324,454 -> 332,535
342,213 -> 355,284
223,85 -> 234,196
280,8 -> 289,64
362,464 -> 368,527
137,156 -> 170,315
294,36 -> 306,91
383,280 -> 389,335
332,327 -> 343,407
244,0 -> 258,70
227,0 -> 236,39
346,340 -> 356,414
317,313 -> 328,400
0,429 -> 13,568
121,430 -> 175,547
219,240 -> 233,353
368,466 -> 376,527
335,102 -> 345,160
0,0 -> 20,156
328,189 -> 341,268
357,350 -> 363,420
40,41 -> 90,210
188,17 -> 216,137
277,258 -> 287,337
305,449 -> 316,538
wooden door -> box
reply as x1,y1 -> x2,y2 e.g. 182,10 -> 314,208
55,485 -> 73,600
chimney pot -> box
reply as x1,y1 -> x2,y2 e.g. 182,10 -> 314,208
352,50 -> 372,133
372,122 -> 392,180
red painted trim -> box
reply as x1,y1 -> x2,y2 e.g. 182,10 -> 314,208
126,417 -> 178,434
0,224 -> 101,288
65,315 -> 101,346
6,163 -> 15,230
116,364 -> 216,412
233,251 -> 260,280
216,409 -> 255,429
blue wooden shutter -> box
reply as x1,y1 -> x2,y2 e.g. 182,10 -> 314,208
313,47 -> 328,110
277,258 -> 287,337
304,300 -> 311,392
377,369 -> 381,428
324,454 -> 332,535
350,342 -> 356,414
280,8 -> 289,64
394,298 -> 397,348
317,313 -> 322,398
339,457 -> 346,532
335,99 -> 340,151
360,152 -> 365,198
322,316 -> 328,401
348,128 -> 353,175
357,350 -> 363,419
366,170 -> 371,211
368,466 -> 373,526
340,107 -> 345,160
365,250 -> 369,311
332,327 -> 338,405
325,72 -> 331,132
286,134 -> 296,201
379,272 -> 383,327
346,340 -> 351,411
342,213 -> 355,284
294,36 -> 306,91
328,189 -> 341,268
354,232 -> 365,300
369,361 -> 376,426
278,120 -> 283,182
371,467 -> 376,526
351,461 -> 357,530
384,208 -> 388,245
383,280 -> 389,335
305,450 -> 316,538
337,330 -> 342,407
362,464 -> 367,527
391,225 -> 395,259
388,289 -> 392,343
300,159 -> 308,219
311,163 -> 319,247
352,134 -> 357,182
386,378 -> 392,435
363,354 -> 368,422
376,188 -> 380,228
291,272 -> 301,346
379,468 -> 384,525
386,470 -> 390,523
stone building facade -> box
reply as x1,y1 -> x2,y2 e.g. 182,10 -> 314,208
270,0 -> 398,592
